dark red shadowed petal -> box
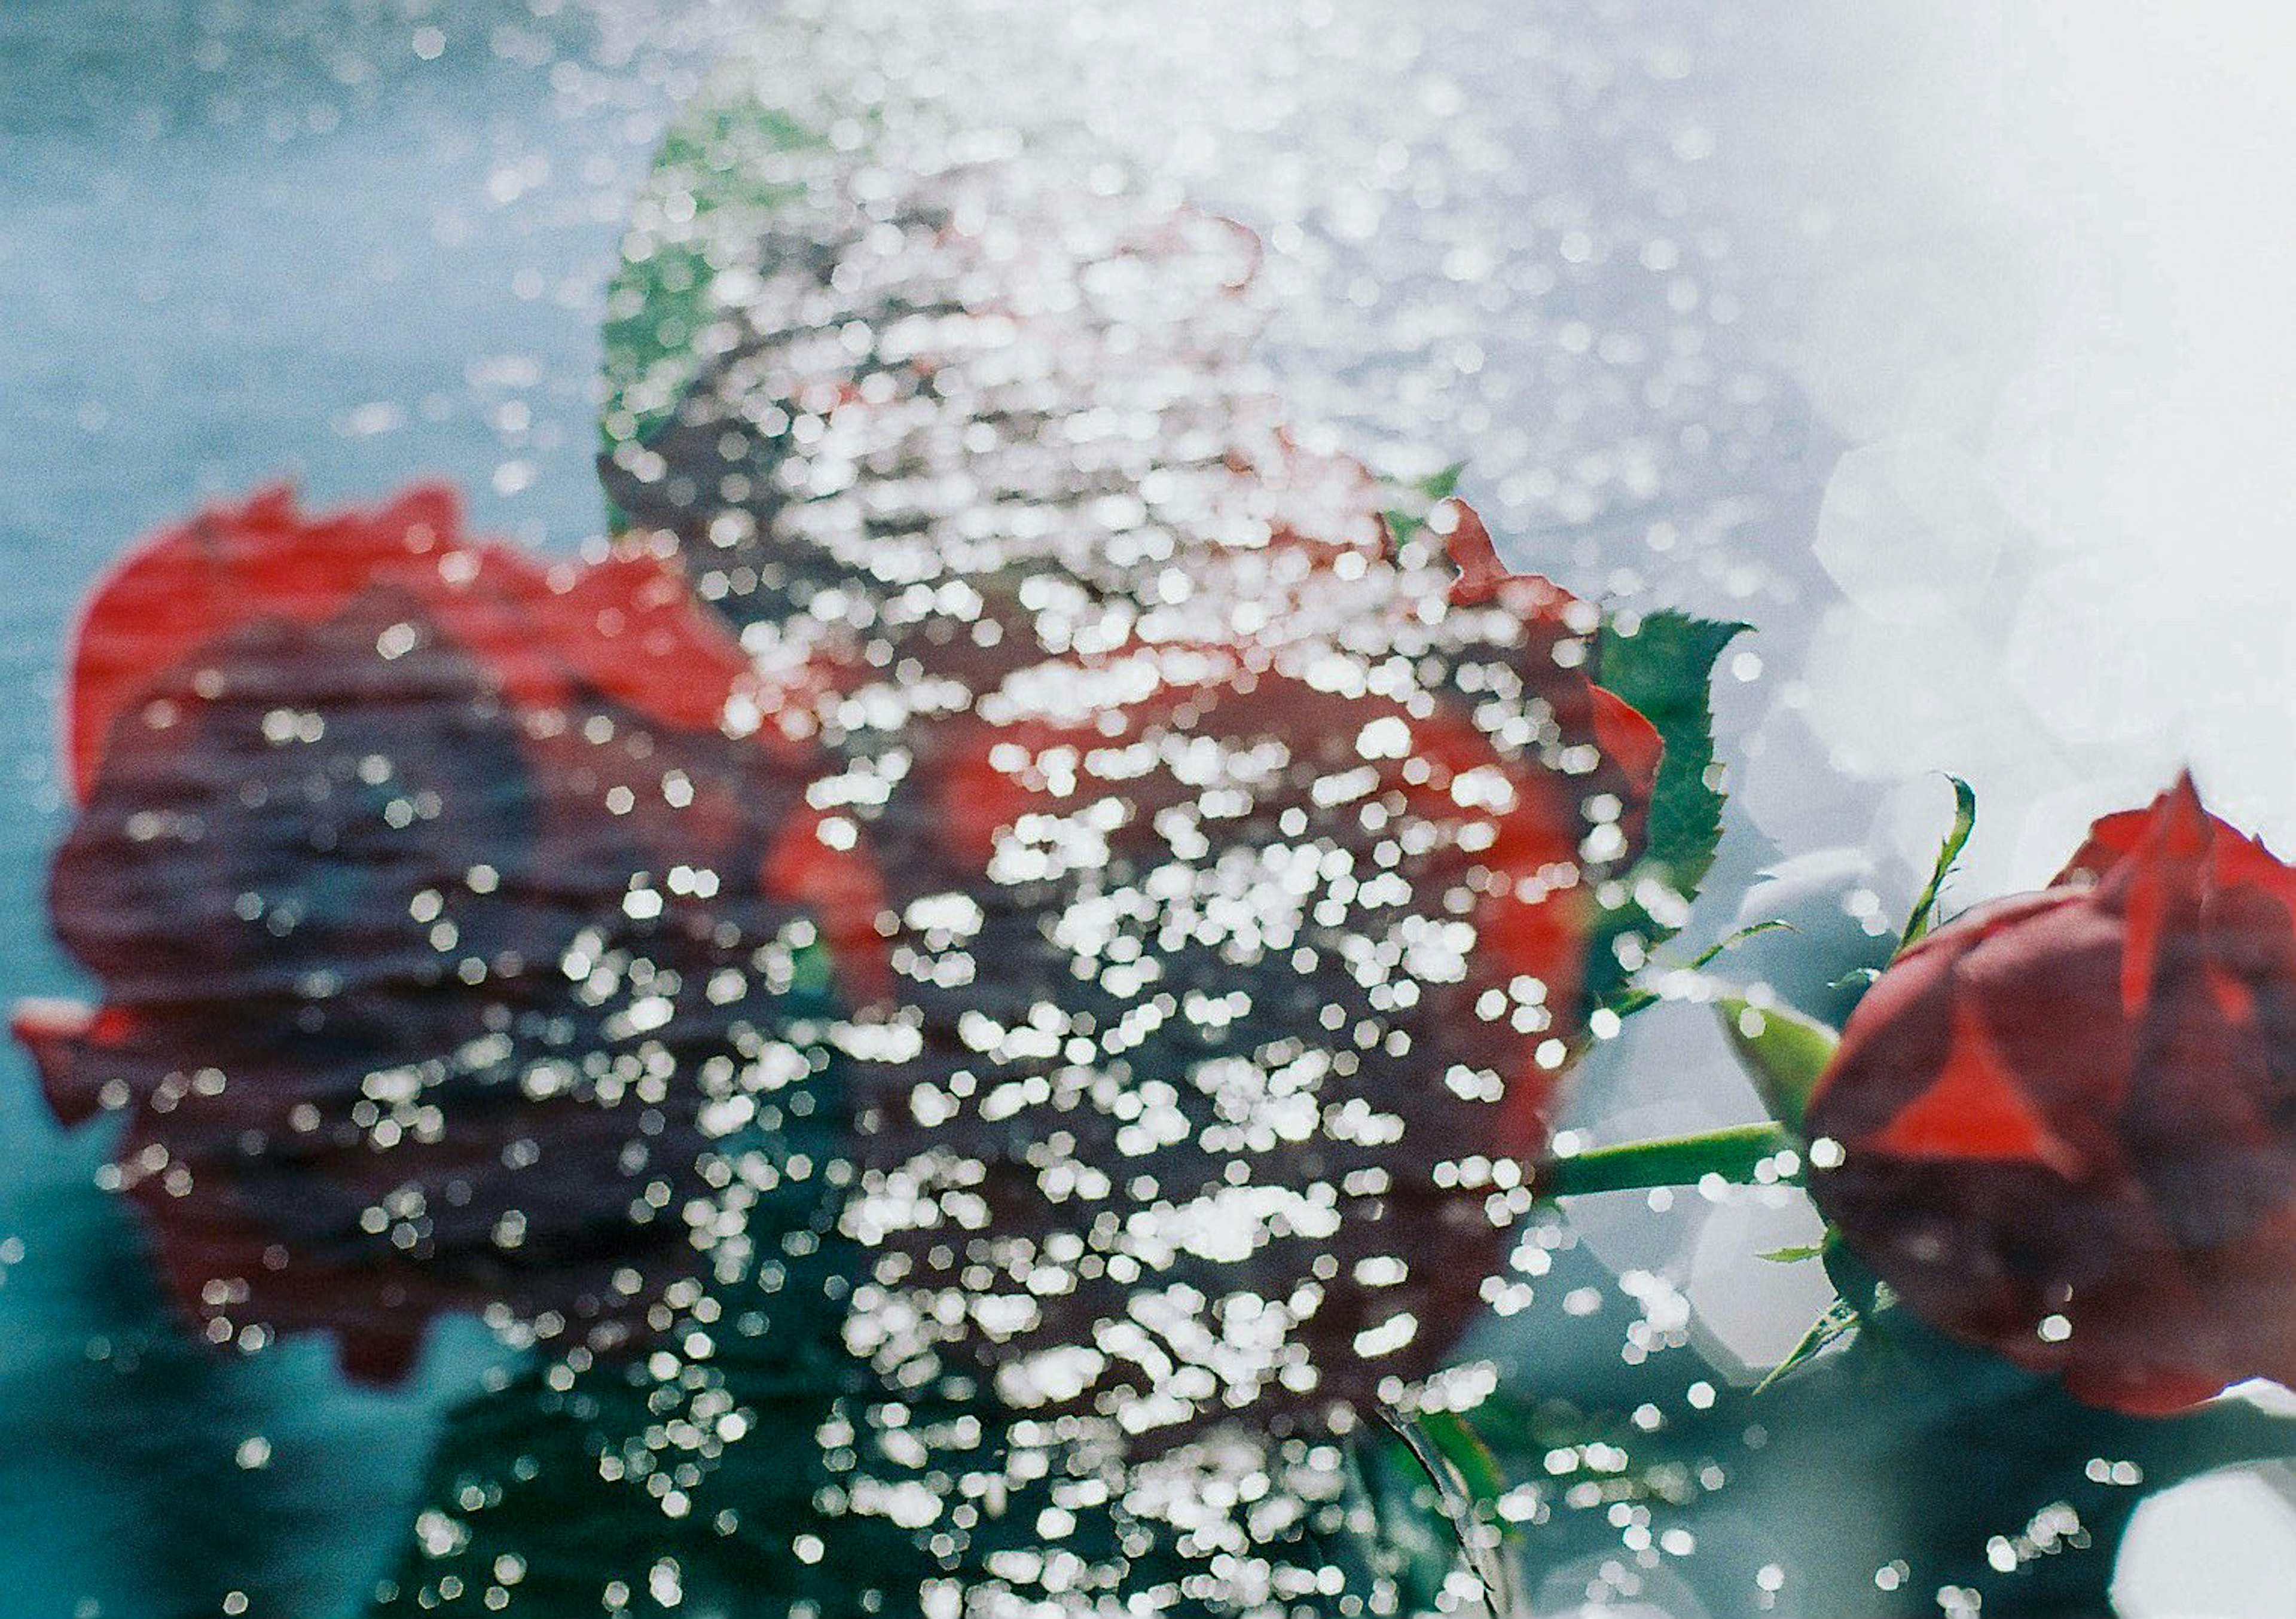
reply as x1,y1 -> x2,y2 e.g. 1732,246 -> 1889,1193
2108,773 -> 2216,1015
2206,960 -> 2261,1023
503,547 -> 757,737
1813,785 -> 2296,1416
1440,500 -> 1509,606
10,998 -> 109,1128
1864,994 -> 2086,1178
337,1325 -> 428,1386
36,478 -> 860,1388
2061,1361 -> 2228,1417
67,486 -> 779,811
66,484 -> 453,802
929,717 -> 1065,871
2060,772 -> 2296,922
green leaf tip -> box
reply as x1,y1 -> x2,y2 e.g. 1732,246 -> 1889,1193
1599,609 -> 1743,888
1758,1244 -> 1828,1265
1584,609 -> 1744,1015
1717,997 -> 1839,1134
1604,918 -> 1795,1021
1755,1295 -> 1863,1394
1899,773 -> 1977,954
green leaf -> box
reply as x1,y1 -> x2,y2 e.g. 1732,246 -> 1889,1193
1380,461 -> 1470,554
1598,610 -> 1742,889
1607,918 -> 1795,1019
1352,1432 -> 1464,1616
1754,1296 -> 1862,1394
1716,997 -> 1839,1133
1537,1122 -> 1794,1199
1757,1244 -> 1827,1265
1414,1408 -> 1511,1513
1755,1242 -> 1901,1396
600,99 -> 826,454
1687,918 -> 1794,971
1372,1411 -> 1515,1619
1584,611 -> 1744,1014
1899,774 -> 1978,953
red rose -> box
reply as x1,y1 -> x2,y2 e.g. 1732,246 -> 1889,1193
13,485 -> 881,1382
602,164 -> 1670,1437
820,485 -> 1662,1441
1806,774 -> 2296,1414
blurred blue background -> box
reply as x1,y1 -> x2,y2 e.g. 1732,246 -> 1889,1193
0,4 -> 720,1612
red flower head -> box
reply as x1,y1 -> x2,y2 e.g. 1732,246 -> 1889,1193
597,166 -> 1675,1438
817,466 -> 1664,1442
1806,775 -> 2296,1415
13,485 -> 878,1382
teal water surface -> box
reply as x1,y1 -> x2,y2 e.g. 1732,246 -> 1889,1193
0,5 -> 712,1612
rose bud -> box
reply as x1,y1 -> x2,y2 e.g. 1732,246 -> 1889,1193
1806,774 -> 2296,1414
13,485 -> 879,1382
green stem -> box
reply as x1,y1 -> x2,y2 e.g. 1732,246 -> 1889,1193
1537,1122 -> 1797,1199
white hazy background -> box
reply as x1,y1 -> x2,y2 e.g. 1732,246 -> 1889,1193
1788,8 -> 2296,1615
1787,5 -> 2296,896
